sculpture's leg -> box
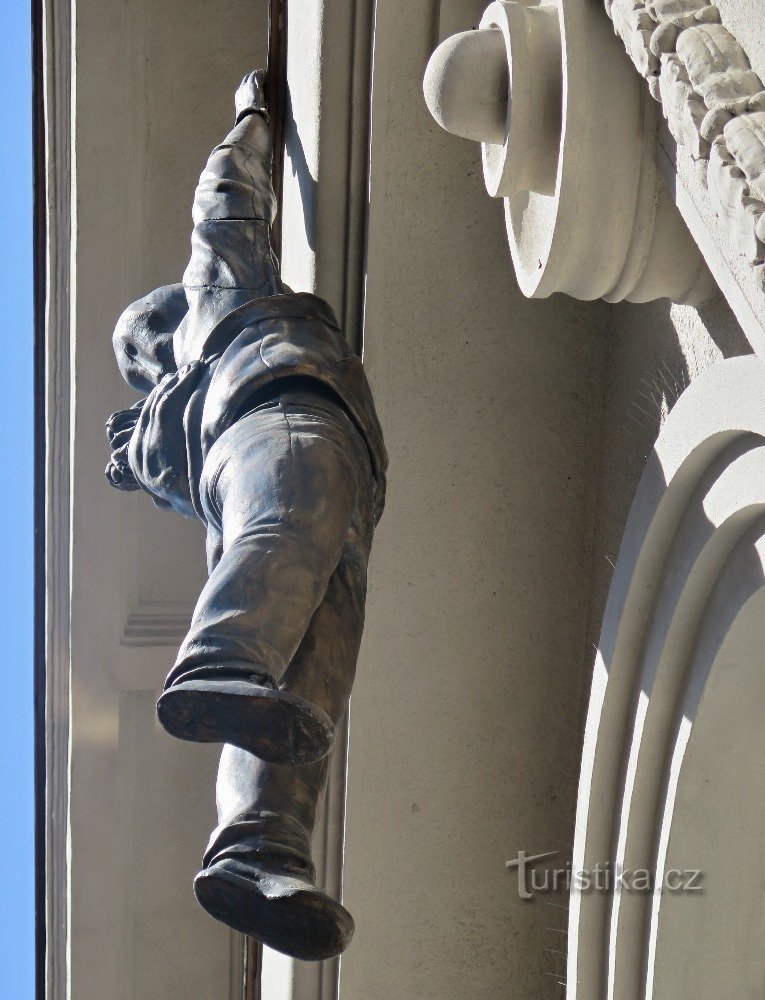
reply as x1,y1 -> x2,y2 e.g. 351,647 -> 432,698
193,547 -> 368,960
157,396 -> 374,767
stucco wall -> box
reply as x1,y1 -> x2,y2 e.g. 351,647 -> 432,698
586,292 -> 751,674
337,2 -> 753,992
339,3 -> 612,996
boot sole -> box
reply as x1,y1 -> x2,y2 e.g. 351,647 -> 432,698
194,861 -> 354,961
156,680 -> 335,765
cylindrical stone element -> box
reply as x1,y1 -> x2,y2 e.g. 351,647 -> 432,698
423,28 -> 508,145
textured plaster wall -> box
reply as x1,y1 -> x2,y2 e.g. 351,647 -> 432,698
340,3 -> 611,997
339,5 -> 752,994
583,290 -> 751,712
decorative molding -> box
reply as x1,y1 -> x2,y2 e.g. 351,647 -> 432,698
121,600 -> 193,648
46,3 -> 274,997
569,356 -> 765,997
423,0 -> 714,304
605,0 -> 765,290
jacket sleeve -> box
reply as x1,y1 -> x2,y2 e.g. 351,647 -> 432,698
180,112 -> 282,362
192,113 -> 277,226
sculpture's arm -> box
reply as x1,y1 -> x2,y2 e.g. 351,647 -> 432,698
191,100 -> 276,229
179,72 -> 283,362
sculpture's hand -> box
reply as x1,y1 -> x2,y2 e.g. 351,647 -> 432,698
235,70 -> 268,123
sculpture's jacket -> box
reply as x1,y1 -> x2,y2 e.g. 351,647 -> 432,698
121,293 -> 387,526
106,113 -> 386,528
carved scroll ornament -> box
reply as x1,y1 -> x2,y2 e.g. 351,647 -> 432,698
607,0 -> 765,289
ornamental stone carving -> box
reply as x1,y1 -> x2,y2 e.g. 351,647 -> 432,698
605,0 -> 765,293
423,0 -> 713,304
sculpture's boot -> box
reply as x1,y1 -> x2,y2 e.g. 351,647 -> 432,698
194,854 -> 355,961
157,675 -> 335,766
202,748 -> 350,959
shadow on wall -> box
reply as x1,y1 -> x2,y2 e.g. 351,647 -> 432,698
283,85 -> 318,252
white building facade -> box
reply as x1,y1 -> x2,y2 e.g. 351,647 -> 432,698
39,0 -> 765,997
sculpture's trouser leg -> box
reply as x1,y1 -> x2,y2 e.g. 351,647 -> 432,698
202,541 -> 368,875
168,396 -> 374,869
178,111 -> 283,365
167,396 -> 373,691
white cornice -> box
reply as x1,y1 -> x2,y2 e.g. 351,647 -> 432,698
121,600 -> 192,648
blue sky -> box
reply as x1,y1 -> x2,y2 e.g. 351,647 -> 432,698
0,4 -> 35,997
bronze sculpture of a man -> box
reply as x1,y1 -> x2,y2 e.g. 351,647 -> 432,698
105,71 -> 386,961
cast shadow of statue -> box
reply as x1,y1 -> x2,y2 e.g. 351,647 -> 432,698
283,85 -> 318,253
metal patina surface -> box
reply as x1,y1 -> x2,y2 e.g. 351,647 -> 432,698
106,71 -> 386,962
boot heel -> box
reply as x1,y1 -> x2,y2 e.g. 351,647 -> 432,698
156,678 -> 335,765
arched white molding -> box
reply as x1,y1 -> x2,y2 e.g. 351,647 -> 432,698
423,0 -> 713,304
569,355 -> 765,1000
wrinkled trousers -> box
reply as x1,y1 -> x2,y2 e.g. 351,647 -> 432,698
165,108 -> 377,876
168,394 -> 374,874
